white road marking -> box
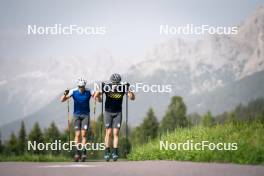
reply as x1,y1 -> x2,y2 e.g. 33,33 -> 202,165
38,164 -> 98,168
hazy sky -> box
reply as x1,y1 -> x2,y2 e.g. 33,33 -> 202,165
0,0 -> 263,60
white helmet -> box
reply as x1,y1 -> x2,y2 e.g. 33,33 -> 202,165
77,77 -> 87,87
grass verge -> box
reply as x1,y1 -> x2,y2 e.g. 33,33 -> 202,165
128,122 -> 264,165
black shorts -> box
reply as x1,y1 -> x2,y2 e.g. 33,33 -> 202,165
73,114 -> 90,131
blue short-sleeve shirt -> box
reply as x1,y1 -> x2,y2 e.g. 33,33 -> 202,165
68,87 -> 92,116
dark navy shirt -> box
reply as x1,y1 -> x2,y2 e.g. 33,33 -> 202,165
104,84 -> 127,113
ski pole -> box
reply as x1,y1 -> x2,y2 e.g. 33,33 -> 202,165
125,83 -> 129,157
101,82 -> 105,143
90,99 -> 96,155
67,98 -> 71,145
93,99 -> 96,141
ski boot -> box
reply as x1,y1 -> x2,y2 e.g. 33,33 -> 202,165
81,154 -> 87,162
80,150 -> 87,162
73,153 -> 80,162
104,152 -> 111,162
73,149 -> 81,162
112,152 -> 119,162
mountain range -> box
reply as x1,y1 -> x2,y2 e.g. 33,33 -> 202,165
0,6 -> 264,140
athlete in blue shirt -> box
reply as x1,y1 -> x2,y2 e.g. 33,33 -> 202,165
61,77 -> 93,162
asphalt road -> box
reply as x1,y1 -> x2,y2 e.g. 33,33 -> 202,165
0,161 -> 264,176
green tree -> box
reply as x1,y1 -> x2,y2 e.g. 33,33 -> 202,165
160,96 -> 188,132
0,131 -> 3,154
8,132 -> 19,155
43,122 -> 61,155
187,113 -> 201,126
141,108 -> 159,141
44,122 -> 61,142
226,111 -> 238,124
28,122 -> 44,154
131,108 -> 159,145
18,121 -> 27,155
202,111 -> 214,127
131,126 -> 144,145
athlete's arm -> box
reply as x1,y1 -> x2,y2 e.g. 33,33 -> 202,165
61,89 -> 72,102
128,91 -> 135,100
93,91 -> 102,102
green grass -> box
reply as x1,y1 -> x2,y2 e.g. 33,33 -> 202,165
0,154 -> 71,162
128,122 -> 264,164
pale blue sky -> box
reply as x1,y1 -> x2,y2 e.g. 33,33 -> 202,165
0,0 -> 263,60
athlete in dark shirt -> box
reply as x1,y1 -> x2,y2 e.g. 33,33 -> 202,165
104,83 -> 127,112
94,73 -> 135,161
